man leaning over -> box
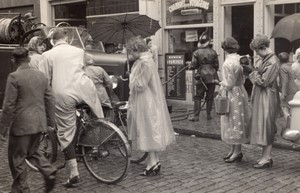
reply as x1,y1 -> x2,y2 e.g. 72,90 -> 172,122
39,29 -> 103,187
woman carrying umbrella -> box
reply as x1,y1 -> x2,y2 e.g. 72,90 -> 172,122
126,36 -> 175,176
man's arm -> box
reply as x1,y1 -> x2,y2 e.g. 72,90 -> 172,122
44,81 -> 56,128
214,51 -> 219,71
0,74 -> 18,137
189,52 -> 199,70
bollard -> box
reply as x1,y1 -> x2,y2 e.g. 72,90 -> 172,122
288,91 -> 300,143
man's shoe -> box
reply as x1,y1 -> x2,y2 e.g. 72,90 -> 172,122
45,174 -> 56,193
64,175 -> 80,188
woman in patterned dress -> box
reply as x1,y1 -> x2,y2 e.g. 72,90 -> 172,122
220,37 -> 250,163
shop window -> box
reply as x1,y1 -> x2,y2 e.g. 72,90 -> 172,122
54,2 -> 86,27
275,4 -> 283,14
166,0 -> 214,26
275,3 -> 300,16
296,3 -> 300,12
87,0 -> 138,16
168,27 -> 213,61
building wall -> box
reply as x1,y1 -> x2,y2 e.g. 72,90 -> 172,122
0,0 -> 41,22
87,0 -> 138,16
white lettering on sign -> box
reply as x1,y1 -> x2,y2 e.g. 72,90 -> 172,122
169,0 -> 210,13
167,60 -> 184,65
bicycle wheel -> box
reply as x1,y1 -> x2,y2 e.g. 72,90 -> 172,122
32,22 -> 46,29
130,152 -> 148,164
26,129 -> 58,172
115,115 -> 148,164
80,119 -> 130,184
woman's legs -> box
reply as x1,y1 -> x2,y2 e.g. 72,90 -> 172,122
230,144 -> 242,158
140,151 -> 160,176
146,152 -> 158,170
282,106 -> 290,122
258,145 -> 272,164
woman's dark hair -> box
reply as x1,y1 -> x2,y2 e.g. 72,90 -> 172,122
250,34 -> 270,50
145,37 -> 152,44
221,37 -> 239,54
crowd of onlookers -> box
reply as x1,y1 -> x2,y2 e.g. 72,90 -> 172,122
218,34 -> 300,169
2,25 -> 300,192
0,30 -> 173,193
188,32 -> 300,170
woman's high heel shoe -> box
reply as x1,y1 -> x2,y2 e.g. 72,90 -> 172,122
153,162 -> 161,174
223,152 -> 233,160
140,164 -> 159,176
224,153 -> 243,163
253,159 -> 273,169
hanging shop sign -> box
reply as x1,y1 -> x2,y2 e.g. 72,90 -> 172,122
169,0 -> 210,13
185,30 -> 198,42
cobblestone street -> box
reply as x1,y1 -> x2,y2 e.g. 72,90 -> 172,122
1,134 -> 300,193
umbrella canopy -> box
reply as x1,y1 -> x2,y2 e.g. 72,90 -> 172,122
271,13 -> 300,42
87,13 -> 161,44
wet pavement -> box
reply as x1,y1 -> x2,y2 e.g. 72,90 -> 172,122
1,101 -> 300,192
168,99 -> 300,152
1,134 -> 300,192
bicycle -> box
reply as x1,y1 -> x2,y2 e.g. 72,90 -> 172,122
26,104 -> 130,184
110,101 -> 148,164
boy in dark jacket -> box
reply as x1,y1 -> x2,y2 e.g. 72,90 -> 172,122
0,47 -> 57,193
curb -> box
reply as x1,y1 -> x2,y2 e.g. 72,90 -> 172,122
174,127 -> 300,152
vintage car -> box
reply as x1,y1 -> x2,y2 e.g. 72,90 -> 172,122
0,26 -> 129,107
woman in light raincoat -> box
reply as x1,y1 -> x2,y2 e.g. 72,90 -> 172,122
126,36 -> 175,176
249,34 -> 281,169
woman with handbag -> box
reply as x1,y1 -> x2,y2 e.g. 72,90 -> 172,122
219,37 -> 250,163
248,34 -> 281,169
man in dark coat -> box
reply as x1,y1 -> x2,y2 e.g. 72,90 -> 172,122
0,47 -> 57,193
188,32 -> 219,121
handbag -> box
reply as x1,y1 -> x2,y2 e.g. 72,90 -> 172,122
214,91 -> 229,115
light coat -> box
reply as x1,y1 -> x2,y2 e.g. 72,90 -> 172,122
249,53 -> 281,146
127,52 -> 175,152
39,42 -> 103,149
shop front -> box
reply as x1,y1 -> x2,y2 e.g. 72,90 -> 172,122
218,0 -> 300,61
163,0 -> 215,101
163,0 -> 300,102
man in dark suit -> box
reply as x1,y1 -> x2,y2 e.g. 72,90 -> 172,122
0,47 -> 57,193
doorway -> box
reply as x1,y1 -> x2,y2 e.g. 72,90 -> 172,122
232,5 -> 253,56
224,4 -> 254,97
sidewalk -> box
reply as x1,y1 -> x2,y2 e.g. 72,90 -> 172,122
168,99 -> 300,152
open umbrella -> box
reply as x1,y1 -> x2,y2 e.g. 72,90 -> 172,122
271,13 -> 300,42
87,13 -> 161,44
